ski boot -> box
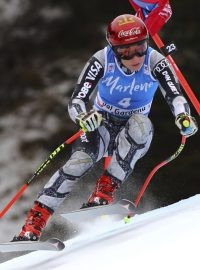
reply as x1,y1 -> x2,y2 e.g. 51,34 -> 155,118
81,175 -> 121,208
12,201 -> 53,241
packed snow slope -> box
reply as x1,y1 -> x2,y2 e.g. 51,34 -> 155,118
1,194 -> 200,270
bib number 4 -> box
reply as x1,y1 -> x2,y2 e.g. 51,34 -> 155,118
118,98 -> 131,108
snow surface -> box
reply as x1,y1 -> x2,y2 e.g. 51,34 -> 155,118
1,194 -> 200,270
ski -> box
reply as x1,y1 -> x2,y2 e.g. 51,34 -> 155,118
0,238 -> 65,253
61,199 -> 136,223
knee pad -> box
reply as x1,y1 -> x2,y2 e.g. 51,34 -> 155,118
37,151 -> 94,211
106,114 -> 153,181
62,151 -> 94,177
127,114 -> 153,145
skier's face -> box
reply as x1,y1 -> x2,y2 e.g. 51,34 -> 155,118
115,39 -> 147,71
121,54 -> 146,72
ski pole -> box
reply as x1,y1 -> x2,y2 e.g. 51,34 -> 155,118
134,135 -> 186,208
124,135 -> 186,223
128,0 -> 200,115
0,129 -> 84,219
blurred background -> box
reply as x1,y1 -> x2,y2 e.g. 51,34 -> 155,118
0,0 -> 199,252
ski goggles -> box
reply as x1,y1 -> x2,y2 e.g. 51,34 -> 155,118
114,39 -> 148,61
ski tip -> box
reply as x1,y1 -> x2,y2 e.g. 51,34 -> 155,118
0,238 -> 65,253
48,238 -> 65,251
119,199 -> 136,212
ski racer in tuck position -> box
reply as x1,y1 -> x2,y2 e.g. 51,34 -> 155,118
13,13 -> 198,241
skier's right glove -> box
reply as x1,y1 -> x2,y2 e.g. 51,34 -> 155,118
175,113 -> 198,138
75,110 -> 103,132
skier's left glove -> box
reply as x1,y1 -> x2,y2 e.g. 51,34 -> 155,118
175,113 -> 198,138
76,110 -> 103,132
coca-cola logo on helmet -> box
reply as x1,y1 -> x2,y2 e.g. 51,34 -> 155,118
118,27 -> 141,38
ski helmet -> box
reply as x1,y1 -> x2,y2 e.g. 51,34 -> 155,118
106,14 -> 148,48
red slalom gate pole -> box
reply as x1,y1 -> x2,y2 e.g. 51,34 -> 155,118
104,156 -> 112,170
0,129 -> 84,219
128,0 -> 200,115
152,34 -> 200,115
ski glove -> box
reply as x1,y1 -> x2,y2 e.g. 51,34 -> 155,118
76,110 -> 103,132
175,113 -> 198,138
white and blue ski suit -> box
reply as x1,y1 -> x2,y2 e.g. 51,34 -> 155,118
37,46 -> 190,211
